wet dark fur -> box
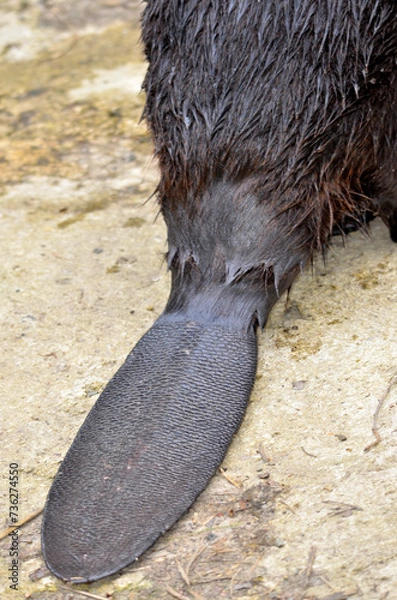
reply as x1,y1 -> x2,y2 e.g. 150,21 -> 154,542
142,0 -> 397,328
41,0 -> 397,583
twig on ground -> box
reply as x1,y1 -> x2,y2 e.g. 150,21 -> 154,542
37,35 -> 80,64
318,575 -> 337,591
258,442 -> 273,463
185,541 -> 208,581
301,446 -> 318,458
323,500 -> 363,517
364,375 -> 397,452
219,467 -> 242,488
165,585 -> 192,600
303,545 -> 317,590
278,499 -> 297,514
59,585 -> 109,600
175,558 -> 190,586
0,507 -> 43,540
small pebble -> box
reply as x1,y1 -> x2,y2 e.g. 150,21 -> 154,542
292,380 -> 307,390
274,537 -> 285,547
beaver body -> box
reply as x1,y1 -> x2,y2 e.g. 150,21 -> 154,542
42,0 -> 397,582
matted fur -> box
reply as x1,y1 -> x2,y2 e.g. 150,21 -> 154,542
142,0 -> 397,296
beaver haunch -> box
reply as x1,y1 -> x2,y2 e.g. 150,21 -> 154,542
42,0 -> 397,583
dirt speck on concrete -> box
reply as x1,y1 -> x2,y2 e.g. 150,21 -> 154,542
1,3 -> 396,600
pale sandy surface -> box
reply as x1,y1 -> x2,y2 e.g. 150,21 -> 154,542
0,3 -> 396,599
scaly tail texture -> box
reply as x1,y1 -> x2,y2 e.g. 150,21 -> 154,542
42,316 -> 257,582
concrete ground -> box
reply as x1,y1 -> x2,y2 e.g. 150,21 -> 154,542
0,2 -> 396,599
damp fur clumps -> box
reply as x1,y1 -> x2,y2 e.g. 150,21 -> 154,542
142,0 -> 397,329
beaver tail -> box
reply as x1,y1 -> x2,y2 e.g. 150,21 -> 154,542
42,314 -> 257,582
